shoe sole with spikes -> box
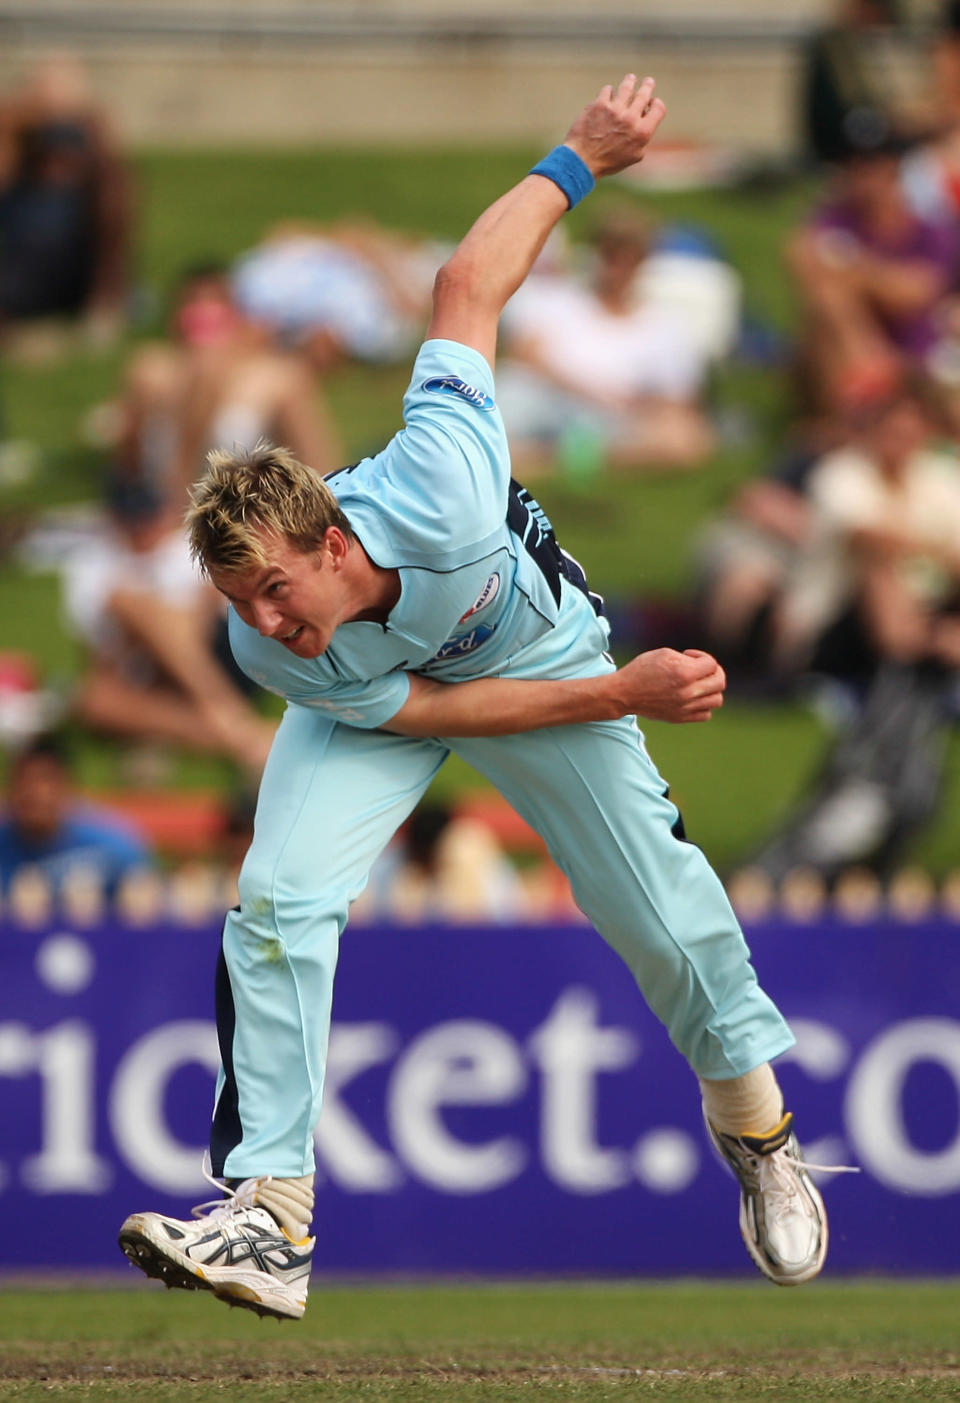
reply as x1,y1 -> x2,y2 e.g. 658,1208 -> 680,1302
119,1217 -> 307,1320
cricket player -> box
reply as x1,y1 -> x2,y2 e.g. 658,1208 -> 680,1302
119,75 -> 829,1318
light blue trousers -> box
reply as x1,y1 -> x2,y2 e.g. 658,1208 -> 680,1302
213,703 -> 794,1178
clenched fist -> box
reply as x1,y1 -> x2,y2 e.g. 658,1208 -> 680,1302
611,647 -> 726,724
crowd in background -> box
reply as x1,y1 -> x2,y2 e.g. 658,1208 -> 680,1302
7,3 -> 960,920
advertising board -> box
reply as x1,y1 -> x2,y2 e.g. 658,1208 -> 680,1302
2,915 -> 958,1273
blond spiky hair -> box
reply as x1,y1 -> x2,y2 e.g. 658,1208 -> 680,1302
185,441 -> 352,577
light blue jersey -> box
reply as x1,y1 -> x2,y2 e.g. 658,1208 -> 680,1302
211,336 -> 794,1184
229,338 -> 609,727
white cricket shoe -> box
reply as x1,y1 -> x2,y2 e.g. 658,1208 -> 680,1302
706,1111 -> 827,1286
118,1174 -> 314,1320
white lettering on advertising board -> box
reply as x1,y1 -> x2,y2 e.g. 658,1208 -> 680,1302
1,935 -> 958,1200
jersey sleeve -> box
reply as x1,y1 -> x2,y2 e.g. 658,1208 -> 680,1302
228,609 -> 411,729
372,339 -> 512,543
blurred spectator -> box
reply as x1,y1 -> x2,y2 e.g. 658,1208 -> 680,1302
934,0 -> 960,132
693,431 -> 832,691
108,262 -> 341,510
356,799 -> 525,924
496,210 -> 719,478
787,141 -> 959,413
60,477 -> 275,777
0,650 -> 63,746
0,731 -> 150,899
232,219 -> 437,371
514,856 -> 586,923
897,4 -> 960,380
752,653 -> 952,883
800,0 -> 930,168
800,388 -> 960,680
750,388 -> 960,879
0,53 -> 133,349
901,0 -> 960,225
635,224 -> 743,368
700,388 -> 960,689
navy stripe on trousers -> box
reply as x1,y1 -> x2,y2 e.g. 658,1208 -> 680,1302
210,927 -> 243,1177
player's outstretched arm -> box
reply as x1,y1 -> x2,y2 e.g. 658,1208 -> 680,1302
427,74 -> 666,366
383,648 -> 724,738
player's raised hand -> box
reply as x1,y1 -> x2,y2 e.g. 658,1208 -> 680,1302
612,646 -> 726,724
563,74 -> 666,180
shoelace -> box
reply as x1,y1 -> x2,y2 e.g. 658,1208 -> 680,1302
189,1154 -> 273,1226
783,1151 -> 860,1176
755,1151 -> 807,1212
754,1148 -> 859,1209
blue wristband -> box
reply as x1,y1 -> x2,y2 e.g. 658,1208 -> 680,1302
528,145 -> 596,209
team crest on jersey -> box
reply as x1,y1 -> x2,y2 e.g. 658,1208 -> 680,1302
432,622 -> 497,662
422,375 -> 495,411
458,572 -> 500,623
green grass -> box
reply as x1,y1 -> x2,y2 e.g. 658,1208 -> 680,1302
4,146 -> 959,875
1,1280 -> 958,1400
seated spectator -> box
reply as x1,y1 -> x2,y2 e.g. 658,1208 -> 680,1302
61,477 -> 275,777
0,731 -> 150,899
896,5 -> 960,385
0,53 -> 133,348
896,0 -> 960,225
635,224 -> 743,369
702,388 -> 960,685
497,210 -> 718,477
751,387 -> 960,879
692,431 -> 830,690
787,140 -> 959,413
109,262 -> 341,510
899,0 -> 960,227
800,387 -> 960,680
232,219 -> 437,371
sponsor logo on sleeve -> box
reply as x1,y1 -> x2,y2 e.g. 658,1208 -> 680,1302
422,375 -> 495,411
458,572 -> 501,623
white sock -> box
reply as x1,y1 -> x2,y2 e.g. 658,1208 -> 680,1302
699,1063 -> 784,1138
254,1175 -> 315,1241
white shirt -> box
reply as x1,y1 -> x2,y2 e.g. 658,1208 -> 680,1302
808,445 -> 960,607
63,525 -> 205,674
504,278 -> 706,401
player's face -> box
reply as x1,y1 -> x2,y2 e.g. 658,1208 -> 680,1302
212,530 -> 348,659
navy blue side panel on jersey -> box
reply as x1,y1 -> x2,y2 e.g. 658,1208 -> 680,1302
324,462 -> 362,485
506,479 -> 605,617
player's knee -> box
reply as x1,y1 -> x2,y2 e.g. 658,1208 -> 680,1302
236,849 -> 345,933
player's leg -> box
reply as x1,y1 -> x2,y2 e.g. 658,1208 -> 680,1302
451,719 -> 827,1284
213,709 -> 446,1177
120,705 -> 447,1316
454,717 -> 789,1075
